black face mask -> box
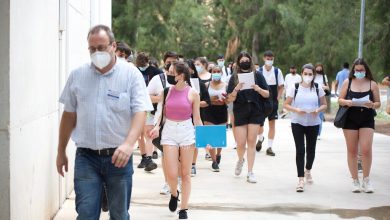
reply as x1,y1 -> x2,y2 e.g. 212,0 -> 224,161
167,75 -> 178,85
316,70 -> 323,74
164,63 -> 171,71
291,71 -> 296,74
239,61 -> 251,71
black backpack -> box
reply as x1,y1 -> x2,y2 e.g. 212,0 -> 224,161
254,71 -> 274,117
258,67 -> 279,117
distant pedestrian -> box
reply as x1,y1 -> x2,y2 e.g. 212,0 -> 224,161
284,63 -> 327,192
338,58 -> 381,193
257,50 -> 284,156
204,66 -> 228,172
314,63 -> 330,140
334,62 -> 350,96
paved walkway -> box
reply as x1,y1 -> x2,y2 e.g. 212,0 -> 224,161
54,119 -> 390,219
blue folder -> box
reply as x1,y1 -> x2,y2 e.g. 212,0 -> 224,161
195,125 -> 227,148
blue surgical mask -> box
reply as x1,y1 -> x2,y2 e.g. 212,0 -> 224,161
354,71 -> 366,79
195,65 -> 203,73
217,60 -> 225,67
211,73 -> 221,81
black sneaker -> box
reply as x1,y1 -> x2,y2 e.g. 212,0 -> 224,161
211,161 -> 220,172
101,185 -> 108,212
266,147 -> 275,156
144,157 -> 157,172
137,156 -> 147,168
152,151 -> 158,159
178,209 -> 188,219
216,155 -> 221,165
169,190 -> 180,212
256,137 -> 264,152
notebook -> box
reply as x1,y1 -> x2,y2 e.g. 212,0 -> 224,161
195,125 -> 227,148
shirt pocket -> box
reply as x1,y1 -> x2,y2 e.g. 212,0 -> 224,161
107,91 -> 130,112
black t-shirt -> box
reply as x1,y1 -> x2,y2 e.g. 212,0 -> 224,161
139,66 -> 163,86
227,71 -> 269,109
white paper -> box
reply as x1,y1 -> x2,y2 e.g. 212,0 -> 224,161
237,72 -> 255,90
352,95 -> 370,107
301,108 -> 316,113
190,78 -> 200,93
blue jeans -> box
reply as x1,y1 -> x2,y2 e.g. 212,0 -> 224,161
318,112 -> 324,136
74,148 -> 133,220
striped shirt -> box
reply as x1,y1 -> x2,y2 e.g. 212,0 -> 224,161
59,59 -> 153,150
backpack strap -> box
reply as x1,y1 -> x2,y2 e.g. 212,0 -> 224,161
159,73 -> 166,88
322,74 -> 328,86
274,67 -> 279,86
294,83 -> 299,100
158,87 -> 170,127
314,82 -> 319,97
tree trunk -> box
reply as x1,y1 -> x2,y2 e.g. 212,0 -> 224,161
251,31 -> 259,64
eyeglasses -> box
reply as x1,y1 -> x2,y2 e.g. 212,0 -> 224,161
88,44 -> 112,53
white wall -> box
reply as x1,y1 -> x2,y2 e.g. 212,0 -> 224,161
1,0 -> 111,219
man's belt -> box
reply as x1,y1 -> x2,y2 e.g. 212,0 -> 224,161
80,147 -> 117,156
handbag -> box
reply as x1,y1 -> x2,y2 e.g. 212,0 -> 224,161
152,87 -> 169,152
334,106 -> 348,128
334,80 -> 352,128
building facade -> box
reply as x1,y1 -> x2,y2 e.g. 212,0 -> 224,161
0,0 -> 111,219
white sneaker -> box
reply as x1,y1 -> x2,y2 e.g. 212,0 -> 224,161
362,177 -> 374,193
160,183 -> 170,195
352,179 -> 361,193
305,170 -> 313,184
246,172 -> 257,183
296,180 -> 305,192
235,159 -> 244,176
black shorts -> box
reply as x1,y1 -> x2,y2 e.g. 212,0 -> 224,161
343,107 -> 375,130
260,102 -> 279,126
233,102 -> 263,126
203,105 -> 228,125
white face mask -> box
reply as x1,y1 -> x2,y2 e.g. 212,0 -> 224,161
303,75 -> 313,84
91,51 -> 111,69
265,60 -> 274,67
217,60 -> 225,67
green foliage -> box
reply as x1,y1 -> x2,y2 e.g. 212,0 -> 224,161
112,0 -> 390,80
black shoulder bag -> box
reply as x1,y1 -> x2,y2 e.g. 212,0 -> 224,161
152,87 -> 169,152
334,80 -> 351,128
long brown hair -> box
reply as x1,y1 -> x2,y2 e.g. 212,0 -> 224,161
349,58 -> 375,81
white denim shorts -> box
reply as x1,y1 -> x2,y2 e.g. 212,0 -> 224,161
145,112 -> 154,126
161,119 -> 195,147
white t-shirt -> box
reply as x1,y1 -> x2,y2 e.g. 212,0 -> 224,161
284,73 -> 302,91
147,73 -> 172,95
314,74 -> 328,86
147,73 -> 172,124
287,85 -> 325,126
262,66 -> 284,86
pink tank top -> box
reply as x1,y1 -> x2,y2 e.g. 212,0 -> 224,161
165,86 -> 192,120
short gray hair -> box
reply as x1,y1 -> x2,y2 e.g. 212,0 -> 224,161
87,24 -> 115,44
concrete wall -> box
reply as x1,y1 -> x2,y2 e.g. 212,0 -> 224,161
0,0 -> 111,219
0,0 -> 11,219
